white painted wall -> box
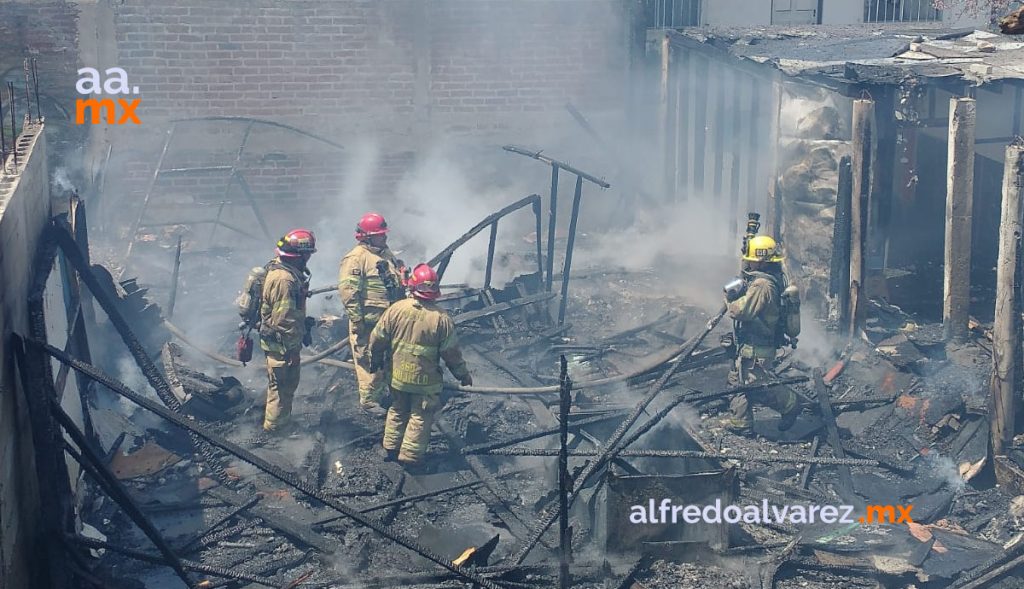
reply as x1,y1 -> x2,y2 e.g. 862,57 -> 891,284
701,0 -> 772,26
821,0 -> 863,24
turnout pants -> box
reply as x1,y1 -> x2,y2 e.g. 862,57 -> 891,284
382,388 -> 441,464
264,351 -> 301,432
349,320 -> 388,407
726,355 -> 797,429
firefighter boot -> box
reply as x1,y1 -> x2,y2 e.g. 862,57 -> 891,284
720,393 -> 753,435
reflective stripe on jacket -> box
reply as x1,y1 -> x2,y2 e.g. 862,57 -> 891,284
368,298 -> 468,395
259,259 -> 309,354
338,243 -> 399,324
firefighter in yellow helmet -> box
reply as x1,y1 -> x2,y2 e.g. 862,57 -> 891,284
368,264 -> 472,467
260,229 -> 316,433
338,213 -> 404,416
721,233 -> 801,434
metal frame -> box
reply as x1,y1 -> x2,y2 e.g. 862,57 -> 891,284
123,116 -> 344,266
500,145 -> 610,326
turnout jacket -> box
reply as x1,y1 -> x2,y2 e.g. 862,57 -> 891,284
259,259 -> 310,354
727,270 -> 782,356
368,298 -> 469,395
338,243 -> 400,325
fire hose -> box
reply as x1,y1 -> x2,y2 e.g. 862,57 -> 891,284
163,315 -> 728,395
163,320 -> 353,369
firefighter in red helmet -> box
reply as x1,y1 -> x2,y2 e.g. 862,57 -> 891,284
368,264 -> 472,467
338,213 -> 404,415
260,229 -> 316,433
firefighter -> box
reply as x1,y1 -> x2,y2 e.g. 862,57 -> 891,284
721,234 -> 800,434
260,229 -> 316,434
368,264 -> 472,467
338,213 -> 404,415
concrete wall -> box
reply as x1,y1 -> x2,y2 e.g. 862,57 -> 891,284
0,124 -> 51,589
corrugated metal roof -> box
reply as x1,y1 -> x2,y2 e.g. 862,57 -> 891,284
676,25 -> 1024,86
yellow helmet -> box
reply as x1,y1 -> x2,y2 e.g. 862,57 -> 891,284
743,235 -> 784,263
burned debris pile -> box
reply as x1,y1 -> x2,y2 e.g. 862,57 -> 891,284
20,141 -> 1024,589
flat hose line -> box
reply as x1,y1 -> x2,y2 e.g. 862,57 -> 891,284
163,319 -> 721,395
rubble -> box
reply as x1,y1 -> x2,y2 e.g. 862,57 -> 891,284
19,138 -> 1024,589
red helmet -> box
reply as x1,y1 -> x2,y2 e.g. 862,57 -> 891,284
276,229 -> 317,258
356,213 -> 389,240
407,263 -> 440,300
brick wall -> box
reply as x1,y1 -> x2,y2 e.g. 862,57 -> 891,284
0,1 -> 81,158
99,0 -> 628,237
110,0 -> 624,124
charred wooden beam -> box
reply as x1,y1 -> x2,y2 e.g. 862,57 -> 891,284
12,335 -> 75,589
315,479 -> 484,527
557,175 -> 583,326
205,486 -> 335,554
813,369 -> 858,506
511,307 -> 729,564
558,355 -> 572,589
39,343 -> 505,589
462,410 -> 630,454
175,495 -> 259,552
944,97 -> 976,342
473,448 -> 883,466
53,405 -> 193,587
799,436 -> 820,489
50,226 -> 231,481
71,536 -> 278,588
434,419 -> 548,553
830,156 -> 853,334
454,292 -> 556,325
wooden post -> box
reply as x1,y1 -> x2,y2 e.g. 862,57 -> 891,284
660,34 -> 676,202
870,89 -> 897,270
557,355 -> 572,588
944,97 -> 976,342
849,99 -> 874,336
167,235 -> 183,319
991,144 -> 1024,456
546,164 -> 559,292
831,155 -> 853,334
